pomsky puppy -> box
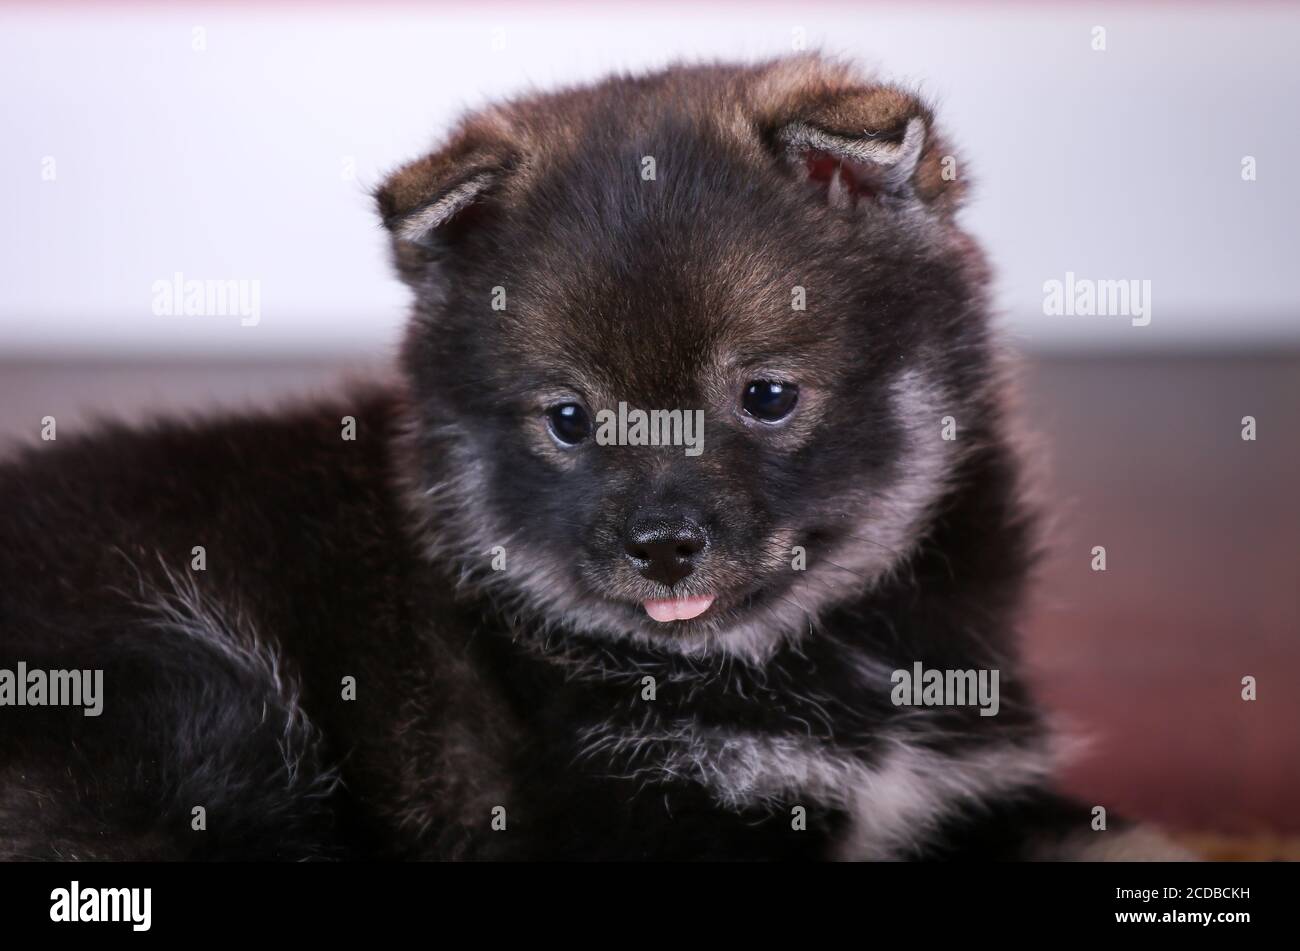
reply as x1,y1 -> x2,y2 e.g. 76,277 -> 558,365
0,55 -> 1188,861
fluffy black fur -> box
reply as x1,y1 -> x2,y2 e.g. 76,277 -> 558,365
0,57 -> 1174,861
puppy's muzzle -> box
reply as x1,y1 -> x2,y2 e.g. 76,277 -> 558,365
623,509 -> 708,587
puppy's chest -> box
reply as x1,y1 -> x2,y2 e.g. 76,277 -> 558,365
531,642 -> 873,798
565,703 -> 1008,861
513,641 -> 1042,860
577,709 -> 867,808
545,670 -> 1038,860
548,665 -> 881,840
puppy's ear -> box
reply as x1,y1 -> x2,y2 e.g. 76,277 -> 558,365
375,126 -> 516,275
761,72 -> 962,216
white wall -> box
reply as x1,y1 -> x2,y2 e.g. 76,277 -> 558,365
2,2 -> 1297,358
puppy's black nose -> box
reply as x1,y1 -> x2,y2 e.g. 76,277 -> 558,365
623,512 -> 708,587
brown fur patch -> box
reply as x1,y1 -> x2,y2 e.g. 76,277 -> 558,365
377,53 -> 965,243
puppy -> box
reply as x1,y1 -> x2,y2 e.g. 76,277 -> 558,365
0,56 -> 1186,860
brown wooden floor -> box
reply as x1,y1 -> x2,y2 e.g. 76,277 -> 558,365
2,354 -> 1297,836
1017,355 -> 1299,835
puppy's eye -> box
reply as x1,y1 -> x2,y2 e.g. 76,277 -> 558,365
546,403 -> 592,445
741,381 -> 799,422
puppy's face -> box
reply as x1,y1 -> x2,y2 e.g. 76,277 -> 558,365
382,58 -> 993,659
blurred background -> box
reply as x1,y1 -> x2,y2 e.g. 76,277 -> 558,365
2,1 -> 1297,855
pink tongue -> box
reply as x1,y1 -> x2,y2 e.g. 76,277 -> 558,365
643,594 -> 715,623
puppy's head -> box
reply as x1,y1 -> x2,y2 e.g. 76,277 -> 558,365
380,56 -> 996,660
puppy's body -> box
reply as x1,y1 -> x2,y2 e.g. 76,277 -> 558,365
0,392 -> 1057,860
0,58 -> 1179,860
